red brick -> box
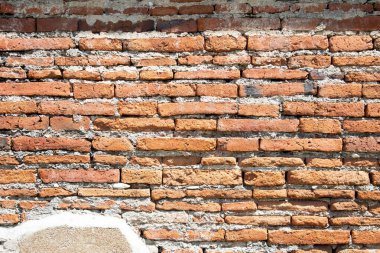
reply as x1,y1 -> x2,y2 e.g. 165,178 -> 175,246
178,55 -> 213,65
150,7 -> 178,16
0,82 -> 70,97
367,104 -> 380,117
0,116 -> 48,130
259,201 -> 328,212
157,201 -> 220,212
39,101 -> 115,116
163,169 -> 241,186
201,157 -> 236,166
93,155 -> 127,165
213,55 -> 251,65
28,69 -> 62,79
37,18 -> 78,32
140,70 -> 173,80
251,57 -> 287,66
346,72 -> 380,82
329,3 -> 373,12
218,119 -> 299,132
12,136 -> 90,152
175,70 -> 240,79
325,16 -> 380,31
24,155 -> 89,164
291,216 -> 328,227
329,36 -> 373,52
78,188 -> 149,197
0,170 -> 36,184
55,57 -> 89,66
344,137 -> 380,152
242,69 -> 308,80
252,4 -> 289,13
198,17 -> 281,31
306,158 -> 342,168
39,169 -> 119,183
0,67 -> 26,79
0,18 -> 35,32
283,101 -> 364,117
79,38 -> 122,51
288,170 -> 369,186
137,138 -> 216,151
92,137 -> 133,151
205,35 -> 246,52
197,84 -> 237,97
144,229 -> 224,242
118,101 -> 157,116
178,5 -> 214,14
217,138 -> 259,152
248,35 -> 328,51
225,216 -> 290,226
364,87 -> 380,99
122,169 -> 162,184
0,38 -> 74,51
175,119 -> 216,131
73,83 -> 114,99
333,56 -> 380,66
50,116 -> 90,131
240,157 -> 304,167
116,83 -> 195,97
132,57 -> 176,67
125,36 -> 204,52
158,102 -> 237,116
268,230 -> 350,244
343,120 -> 380,133
88,56 -> 130,66
215,3 -> 252,13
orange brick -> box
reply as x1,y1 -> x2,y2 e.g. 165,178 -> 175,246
175,70 -> 240,79
132,57 -> 176,66
225,229 -> 267,242
248,35 -> 328,51
217,138 -> 259,152
178,55 -> 213,65
24,155 -> 89,164
93,154 -> 128,165
6,56 -> 54,67
222,202 -> 257,212
245,171 -> 285,186
0,116 -> 48,130
102,70 -> 138,80
116,83 -> 195,97
201,157 -> 236,166
27,69 -> 62,79
344,137 -> 380,152
92,137 -> 133,151
205,35 -> 246,52
260,138 -> 342,152
0,170 -> 35,184
39,101 -> 115,115
363,84 -> 380,98
318,83 -> 362,98
283,101 -> 364,117
163,169 -> 241,186
251,56 -> 287,66
78,188 -> 149,197
253,189 -> 287,199
157,201 -> 221,212
138,137 -> 215,151
73,83 -> 114,98
0,82 -> 70,96
125,36 -> 204,52
346,72 -> 380,82
218,119 -> 299,132
288,55 -> 331,68
333,56 -> 380,66
0,101 -> 37,114
39,169 -> 119,183
344,120 -> 380,133
94,118 -> 174,131
79,38 -> 122,51
258,201 -> 328,212
140,70 -> 173,80
197,84 -> 238,97
291,216 -> 328,227
63,70 -> 101,80
239,83 -> 308,97
242,69 -> 308,79
39,187 -> 75,197
175,119 -> 216,131
12,136 -> 91,152
367,104 -> 380,117
118,101 -> 157,116
329,36 -> 373,52
158,102 -> 237,116
225,216 -> 290,226
299,118 -> 342,134
306,158 -> 342,168
288,170 -> 369,185
238,104 -> 279,117
0,214 -> 19,225
240,157 -> 304,167
121,169 -> 162,184
268,230 -> 350,244
352,231 -> 380,244
50,116 -> 90,131
186,189 -> 250,199
213,55 -> 251,65
0,38 -> 74,51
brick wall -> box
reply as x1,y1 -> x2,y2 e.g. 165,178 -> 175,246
1,0 -> 380,252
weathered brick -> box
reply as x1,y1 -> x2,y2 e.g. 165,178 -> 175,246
92,137 -> 133,151
238,104 -> 279,117
39,101 -> 115,115
175,119 -> 216,131
352,231 -> 380,244
39,169 -> 119,183
0,116 -> 48,130
116,83 -> 195,97
201,157 -> 236,166
288,170 -> 369,185
344,137 -> 380,152
138,138 -> 216,151
158,102 -> 237,116
343,120 -> 380,133
299,118 -> 342,134
118,101 -> 157,116
163,169 -> 242,186
288,55 -> 331,68
291,216 -> 328,227
213,55 -> 251,65
248,35 -> 328,51
245,171 -> 285,186
79,38 -> 122,51
73,83 -> 114,98
175,70 -> 240,79
363,84 -> 380,98
0,82 -> 70,96
242,69 -> 308,79
197,84 -> 238,97
253,189 -> 287,199
0,170 -> 35,184
217,138 -> 259,152
78,188 -> 149,197
12,137 -> 91,152
28,69 -> 62,79
367,104 -> 380,117
260,138 -> 342,152
333,56 -> 380,66
258,201 -> 328,212
63,70 -> 101,80
205,35 -> 246,52
283,102 -> 364,117
102,71 -> 138,80
240,157 -> 304,167
24,155 -> 89,164
268,230 -> 350,244
318,83 -> 362,98
239,83 -> 307,97
226,216 -> 290,226
0,38 -> 74,51
94,118 -> 174,131
306,158 -> 342,168
198,17 -> 281,31
329,36 -> 373,52
122,169 -> 162,184
157,201 -> 220,212
218,119 -> 299,132
125,36 -> 204,52
6,57 -> 54,67
225,229 -> 267,242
